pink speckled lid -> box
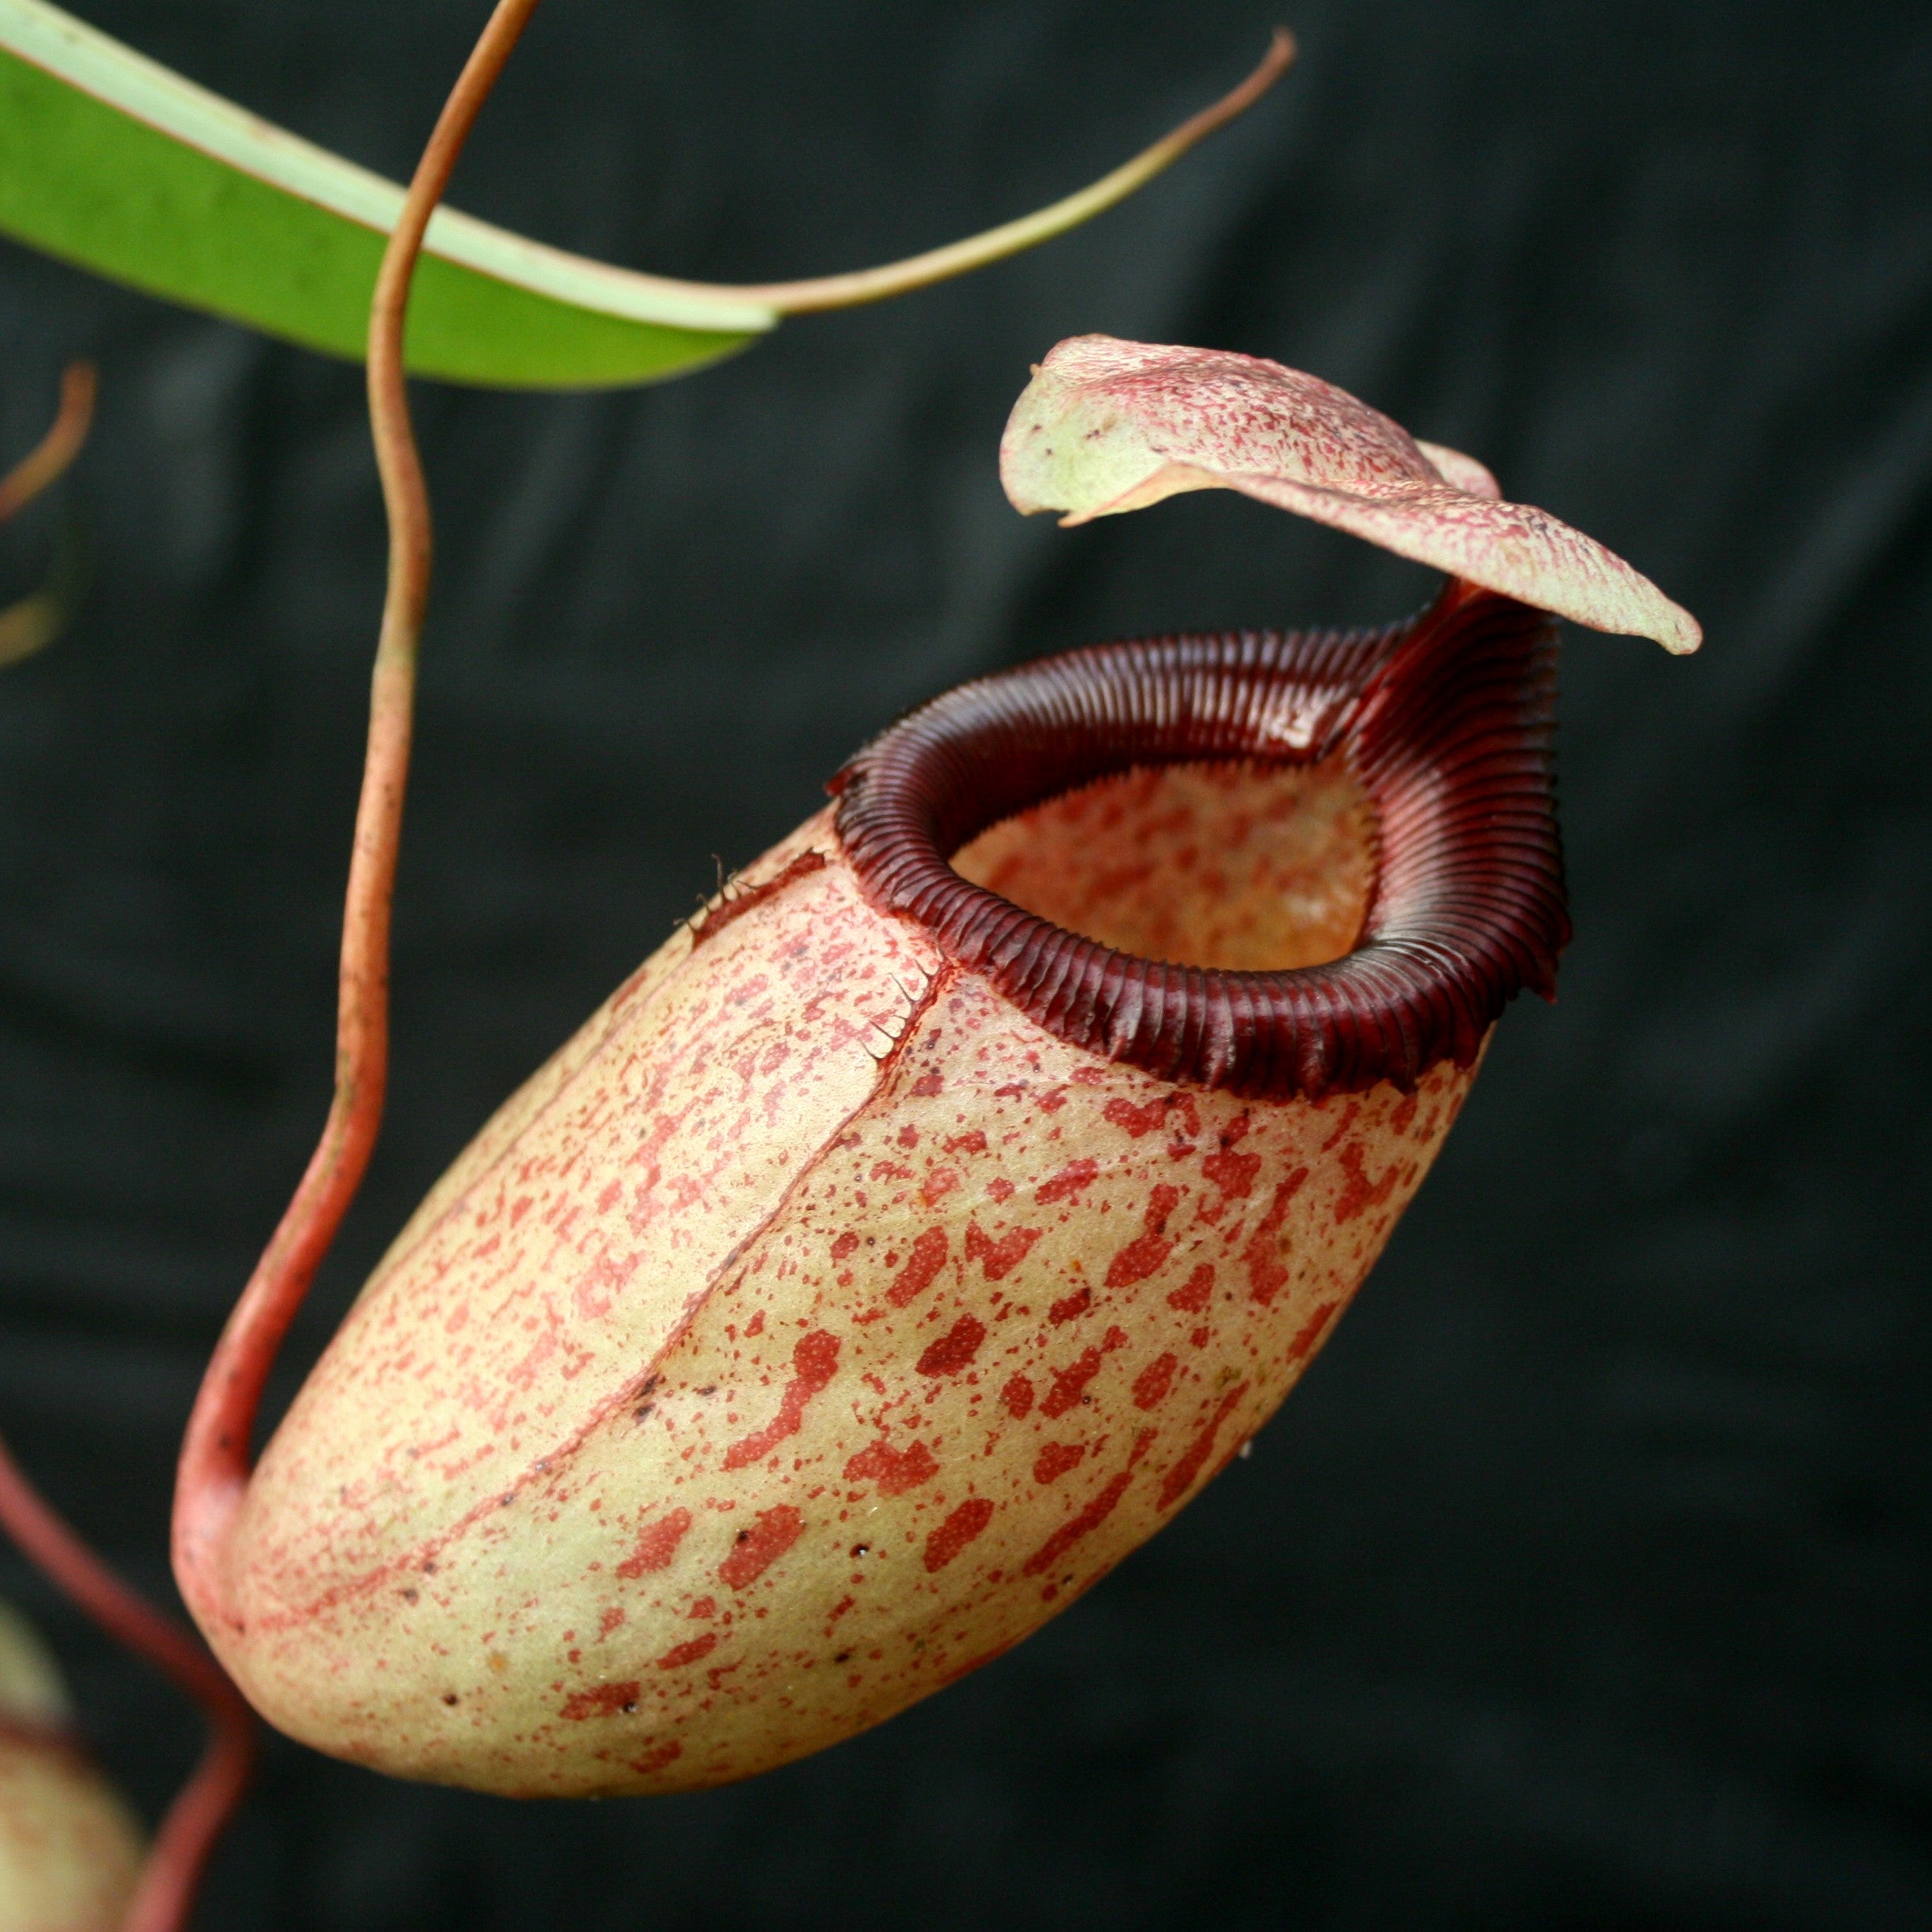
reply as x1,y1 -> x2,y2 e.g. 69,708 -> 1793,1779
1000,334 -> 1700,656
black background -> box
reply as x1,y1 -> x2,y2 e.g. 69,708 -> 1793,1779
2,2 -> 1929,1926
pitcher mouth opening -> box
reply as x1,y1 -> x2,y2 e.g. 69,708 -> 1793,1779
829,584 -> 1569,1099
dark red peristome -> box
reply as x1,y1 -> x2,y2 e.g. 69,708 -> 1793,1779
831,583 -> 1569,1098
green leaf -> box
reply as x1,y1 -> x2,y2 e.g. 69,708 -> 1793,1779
0,0 -> 770,388
0,2 -> 1291,392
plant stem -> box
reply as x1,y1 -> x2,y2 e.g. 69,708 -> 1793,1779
173,0 -> 543,1703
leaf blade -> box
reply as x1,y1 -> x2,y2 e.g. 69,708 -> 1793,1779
0,0 -> 774,388
0,3 -> 1293,392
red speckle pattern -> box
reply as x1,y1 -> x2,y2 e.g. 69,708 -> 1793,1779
923,1498 -> 996,1575
1104,1183 -> 1182,1287
1040,1345 -> 1111,1420
1132,1353 -> 1178,1411
1048,1287 -> 1092,1325
717,1507 -> 804,1592
1332,1143 -> 1407,1225
1167,1264 -> 1215,1314
915,1317 -> 987,1379
1022,1465 -> 1137,1580
1286,1302 -> 1340,1364
1159,1388 -> 1249,1511
1037,1158 -> 1099,1203
963,1221 -> 1042,1281
616,1509 -> 691,1579
654,1633 -> 717,1671
885,1228 -> 948,1307
1103,1098 -> 1167,1138
722,1331 -> 839,1469
843,1438 -> 939,1498
1202,1148 -> 1261,1198
559,1681 -> 638,1722
1243,1172 -> 1311,1306
210,605 -> 1521,1801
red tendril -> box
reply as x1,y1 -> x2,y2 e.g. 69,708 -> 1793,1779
0,1434 -> 255,1932
177,0 -> 542,1629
